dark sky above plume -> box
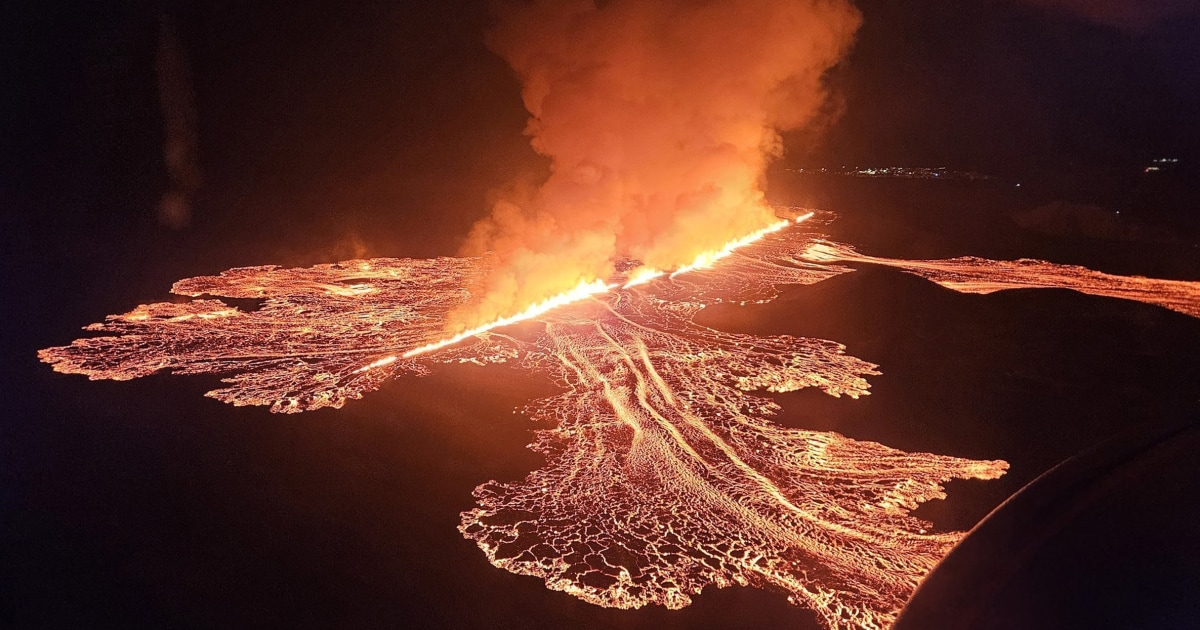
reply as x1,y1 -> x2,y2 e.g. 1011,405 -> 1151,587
816,0 -> 1199,175
2,0 -> 1197,262
1015,0 -> 1196,31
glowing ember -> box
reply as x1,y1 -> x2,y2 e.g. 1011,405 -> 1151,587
39,220 -> 1200,628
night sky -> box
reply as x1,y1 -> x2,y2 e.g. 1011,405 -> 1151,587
3,2 -> 1199,628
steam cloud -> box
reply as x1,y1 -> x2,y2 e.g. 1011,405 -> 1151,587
452,0 -> 860,330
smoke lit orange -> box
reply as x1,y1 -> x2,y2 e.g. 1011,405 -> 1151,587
456,0 -> 862,327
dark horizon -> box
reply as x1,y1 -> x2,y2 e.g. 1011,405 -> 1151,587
4,2 -> 1198,262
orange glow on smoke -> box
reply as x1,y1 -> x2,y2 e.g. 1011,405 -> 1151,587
455,0 -> 862,330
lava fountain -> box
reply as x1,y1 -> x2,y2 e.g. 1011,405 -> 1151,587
39,217 -> 1200,629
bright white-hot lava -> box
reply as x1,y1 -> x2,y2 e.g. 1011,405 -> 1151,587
622,267 -> 668,289
352,355 -> 398,374
669,216 -> 799,278
408,214 -> 811,361
38,218 -> 1200,629
400,278 -> 614,360
622,212 -> 814,289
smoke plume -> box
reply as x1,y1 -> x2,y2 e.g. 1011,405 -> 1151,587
452,0 -> 860,330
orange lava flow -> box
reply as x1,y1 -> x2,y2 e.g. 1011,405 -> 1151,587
40,219 -> 1199,628
802,241 -> 1200,318
400,215 -> 812,363
623,212 -> 813,288
400,278 -> 614,360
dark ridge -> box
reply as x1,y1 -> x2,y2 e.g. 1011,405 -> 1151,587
895,419 -> 1200,630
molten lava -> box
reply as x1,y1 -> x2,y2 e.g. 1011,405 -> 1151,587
38,217 -> 1200,629
802,241 -> 1200,319
401,278 -> 614,360
412,214 -> 812,359
669,215 -> 800,278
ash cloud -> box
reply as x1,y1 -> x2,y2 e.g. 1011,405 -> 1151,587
453,0 -> 860,329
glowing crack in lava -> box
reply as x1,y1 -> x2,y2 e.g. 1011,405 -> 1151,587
39,219 -> 1200,628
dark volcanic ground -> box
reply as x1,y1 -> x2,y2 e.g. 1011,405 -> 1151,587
5,172 -> 1200,629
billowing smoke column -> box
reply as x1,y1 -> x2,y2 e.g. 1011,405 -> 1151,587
452,0 -> 860,330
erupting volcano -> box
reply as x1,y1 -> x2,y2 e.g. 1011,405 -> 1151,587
30,0 -> 1200,627
39,214 -> 1200,628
